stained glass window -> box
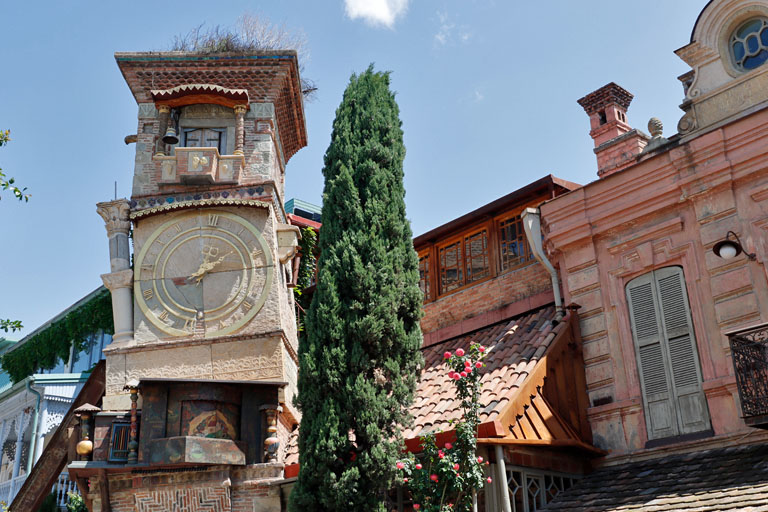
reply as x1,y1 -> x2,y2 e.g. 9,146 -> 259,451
731,18 -> 768,71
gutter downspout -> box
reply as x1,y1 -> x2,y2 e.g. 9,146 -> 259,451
495,444 -> 512,512
25,379 -> 42,475
522,207 -> 564,322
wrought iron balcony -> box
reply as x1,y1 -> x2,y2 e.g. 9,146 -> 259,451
728,322 -> 768,428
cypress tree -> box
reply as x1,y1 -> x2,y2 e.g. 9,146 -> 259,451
290,66 -> 423,511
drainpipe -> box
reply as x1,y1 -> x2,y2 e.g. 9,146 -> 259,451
25,379 -> 42,475
521,207 -> 564,322
495,445 -> 512,512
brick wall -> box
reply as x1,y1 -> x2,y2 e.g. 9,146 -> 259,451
421,261 -> 553,335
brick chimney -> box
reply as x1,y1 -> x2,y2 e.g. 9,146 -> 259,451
577,83 -> 649,178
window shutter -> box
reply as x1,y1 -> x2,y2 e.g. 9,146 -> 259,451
654,267 -> 711,434
626,273 -> 678,440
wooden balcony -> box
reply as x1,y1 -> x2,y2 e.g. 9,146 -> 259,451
727,323 -> 768,428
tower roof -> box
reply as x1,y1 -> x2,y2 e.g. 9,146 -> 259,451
115,51 -> 307,162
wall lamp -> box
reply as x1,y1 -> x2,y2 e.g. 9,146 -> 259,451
713,231 -> 756,261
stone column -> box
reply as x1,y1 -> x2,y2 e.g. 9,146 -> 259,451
234,104 -> 247,155
11,410 -> 30,480
97,200 -> 134,346
156,105 -> 170,156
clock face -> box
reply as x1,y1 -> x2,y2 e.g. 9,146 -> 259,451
134,209 -> 273,338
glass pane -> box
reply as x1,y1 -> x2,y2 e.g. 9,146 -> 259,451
419,254 -> 431,301
440,241 -> 462,293
499,216 -> 528,271
761,26 -> 768,46
71,335 -> 95,373
734,41 -> 745,61
747,33 -> 760,53
465,230 -> 489,283
738,18 -> 764,38
744,50 -> 768,69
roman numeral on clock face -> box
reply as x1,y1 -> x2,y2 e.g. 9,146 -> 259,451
183,318 -> 195,332
208,214 -> 220,226
143,288 -> 154,300
158,309 -> 169,322
242,299 -> 253,312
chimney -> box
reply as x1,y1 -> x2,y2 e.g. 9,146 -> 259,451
577,83 -> 649,178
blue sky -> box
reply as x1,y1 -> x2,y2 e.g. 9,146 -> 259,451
0,0 -> 705,338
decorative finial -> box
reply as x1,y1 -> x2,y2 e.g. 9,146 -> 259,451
648,117 -> 663,138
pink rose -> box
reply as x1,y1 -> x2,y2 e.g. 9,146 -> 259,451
453,463 -> 460,471
487,477 -> 493,483
403,477 -> 408,483
443,351 -> 452,359
396,461 -> 405,470
475,361 -> 482,368
415,463 -> 422,470
456,348 -> 465,357
464,360 -> 472,367
438,450 -> 445,459
477,456 -> 483,463
452,373 -> 461,380
430,474 -> 439,482
460,371 -> 467,378
413,505 -> 420,510
479,346 -> 486,353
444,442 -> 452,450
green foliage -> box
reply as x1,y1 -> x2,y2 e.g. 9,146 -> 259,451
293,226 -> 318,331
290,66 -> 423,511
397,344 -> 490,511
0,290 -> 113,383
66,492 -> 87,512
0,319 -> 23,333
36,493 -> 58,512
0,130 -> 30,202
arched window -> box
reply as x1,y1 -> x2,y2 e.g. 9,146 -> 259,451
625,266 -> 711,441
730,17 -> 768,71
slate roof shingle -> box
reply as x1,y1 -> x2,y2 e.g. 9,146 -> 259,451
542,442 -> 768,511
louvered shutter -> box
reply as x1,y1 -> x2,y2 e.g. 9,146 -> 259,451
626,273 -> 678,440
654,267 -> 711,434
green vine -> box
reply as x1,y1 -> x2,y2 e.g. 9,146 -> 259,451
293,226 -> 317,332
0,290 -> 114,383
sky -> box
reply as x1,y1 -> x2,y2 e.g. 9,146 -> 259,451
0,0 -> 706,338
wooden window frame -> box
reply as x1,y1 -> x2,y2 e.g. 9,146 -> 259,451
417,249 -> 435,303
494,211 -> 534,275
434,220 -> 495,298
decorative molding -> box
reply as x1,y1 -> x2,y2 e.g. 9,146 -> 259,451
129,198 -> 270,220
96,199 -> 131,236
101,269 -> 134,291
606,217 -> 684,255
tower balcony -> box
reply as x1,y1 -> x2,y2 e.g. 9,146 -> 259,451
155,147 -> 245,186
728,323 -> 768,428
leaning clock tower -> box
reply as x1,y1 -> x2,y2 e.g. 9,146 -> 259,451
74,50 -> 307,512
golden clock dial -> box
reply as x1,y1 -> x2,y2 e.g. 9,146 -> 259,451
134,209 -> 273,338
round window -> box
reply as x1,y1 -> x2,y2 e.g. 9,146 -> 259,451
731,17 -> 768,71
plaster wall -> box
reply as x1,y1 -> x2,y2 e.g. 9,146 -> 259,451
541,105 -> 768,456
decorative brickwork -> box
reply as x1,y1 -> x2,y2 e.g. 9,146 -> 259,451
134,487 -> 231,512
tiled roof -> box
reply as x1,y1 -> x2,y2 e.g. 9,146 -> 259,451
542,442 -> 768,511
404,305 -> 562,440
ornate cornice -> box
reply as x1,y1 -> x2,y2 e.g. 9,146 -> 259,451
129,198 -> 271,220
96,199 -> 131,236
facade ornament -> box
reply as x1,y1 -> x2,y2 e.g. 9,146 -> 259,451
678,109 -> 698,135
96,199 -> 131,237
262,405 -> 282,462
234,104 -> 247,155
74,403 -> 100,461
124,379 -> 140,464
101,269 -> 134,291
641,117 -> 669,154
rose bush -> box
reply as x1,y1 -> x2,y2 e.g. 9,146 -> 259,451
397,342 -> 491,511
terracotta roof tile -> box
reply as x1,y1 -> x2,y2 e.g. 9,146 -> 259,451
404,305 -> 562,440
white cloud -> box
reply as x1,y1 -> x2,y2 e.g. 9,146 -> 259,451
434,11 -> 472,46
473,88 -> 484,103
344,0 -> 409,28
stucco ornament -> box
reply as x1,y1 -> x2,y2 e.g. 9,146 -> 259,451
97,199 -> 131,235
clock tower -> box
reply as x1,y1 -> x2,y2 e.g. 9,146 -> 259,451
78,50 -> 307,512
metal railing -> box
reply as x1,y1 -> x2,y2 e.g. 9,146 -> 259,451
729,323 -> 768,421
54,472 -> 78,508
0,474 -> 26,507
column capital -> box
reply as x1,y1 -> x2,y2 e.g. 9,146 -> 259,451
233,104 -> 248,115
157,104 -> 171,114
101,269 -> 133,291
96,199 -> 131,236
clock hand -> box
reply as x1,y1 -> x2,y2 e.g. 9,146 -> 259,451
188,251 -> 233,285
